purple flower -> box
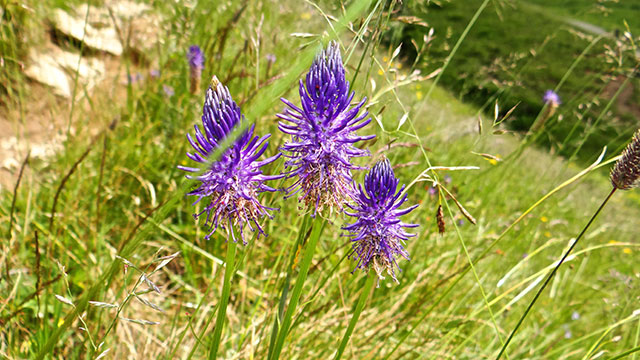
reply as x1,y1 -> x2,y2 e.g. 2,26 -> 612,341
187,45 -> 205,70
266,53 -> 276,64
188,45 -> 205,94
178,77 -> 282,244
163,84 -> 175,97
150,69 -> 161,78
277,41 -> 374,214
543,90 -> 561,105
127,72 -> 144,84
343,159 -> 418,283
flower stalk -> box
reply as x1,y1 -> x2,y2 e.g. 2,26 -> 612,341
208,238 -> 238,359
268,216 -> 325,360
333,273 -> 376,360
498,129 -> 640,358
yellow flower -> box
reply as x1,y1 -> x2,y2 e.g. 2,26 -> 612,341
378,69 -> 384,76
58,318 -> 65,327
382,56 -> 389,62
416,91 -> 423,100
540,216 -> 548,223
301,12 -> 311,20
608,240 -> 620,245
544,231 -> 551,238
623,248 -> 632,254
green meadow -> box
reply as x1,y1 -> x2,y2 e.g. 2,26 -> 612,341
1,0 -> 640,359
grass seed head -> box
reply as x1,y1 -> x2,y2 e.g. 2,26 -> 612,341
611,129 -> 640,190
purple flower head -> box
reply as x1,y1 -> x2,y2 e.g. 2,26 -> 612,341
266,53 -> 276,64
187,45 -> 205,70
343,159 -> 418,283
278,41 -> 375,215
178,76 -> 282,244
163,84 -> 175,98
150,69 -> 161,78
543,90 -> 561,105
127,72 -> 144,84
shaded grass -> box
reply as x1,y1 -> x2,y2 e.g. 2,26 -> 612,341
397,0 -> 640,164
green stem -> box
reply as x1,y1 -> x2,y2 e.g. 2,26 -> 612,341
269,216 -> 324,360
496,187 -> 617,359
609,345 -> 640,360
208,238 -> 238,360
333,274 -> 376,360
267,215 -> 312,360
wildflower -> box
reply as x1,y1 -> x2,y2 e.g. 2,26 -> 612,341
343,159 -> 418,283
178,77 -> 282,243
532,90 -> 561,132
163,84 -> 175,98
277,41 -> 374,215
543,90 -> 561,106
571,311 -> 580,320
150,69 -> 160,78
265,54 -> 276,80
266,54 -> 276,65
187,45 -> 205,94
126,72 -> 144,84
611,129 -> 640,190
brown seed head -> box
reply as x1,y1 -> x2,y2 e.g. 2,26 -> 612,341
611,129 -> 640,190
436,205 -> 445,235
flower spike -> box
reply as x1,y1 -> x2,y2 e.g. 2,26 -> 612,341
179,76 -> 282,243
278,41 -> 375,215
343,159 -> 418,283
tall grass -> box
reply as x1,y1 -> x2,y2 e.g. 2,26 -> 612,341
1,0 -> 640,359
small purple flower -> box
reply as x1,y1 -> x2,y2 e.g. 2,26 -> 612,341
571,311 -> 580,320
178,77 -> 282,244
278,41 -> 374,214
163,84 -> 175,98
543,90 -> 561,106
188,45 -> 205,94
266,53 -> 276,64
127,72 -> 144,84
343,159 -> 418,283
150,69 -> 161,78
187,45 -> 205,70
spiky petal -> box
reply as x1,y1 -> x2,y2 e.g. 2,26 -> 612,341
343,159 -> 418,283
278,41 -> 375,215
178,77 -> 282,244
611,129 -> 640,190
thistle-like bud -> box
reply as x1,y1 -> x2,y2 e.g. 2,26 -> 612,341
611,129 -> 640,190
178,76 -> 283,243
343,159 -> 418,283
278,41 -> 375,216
